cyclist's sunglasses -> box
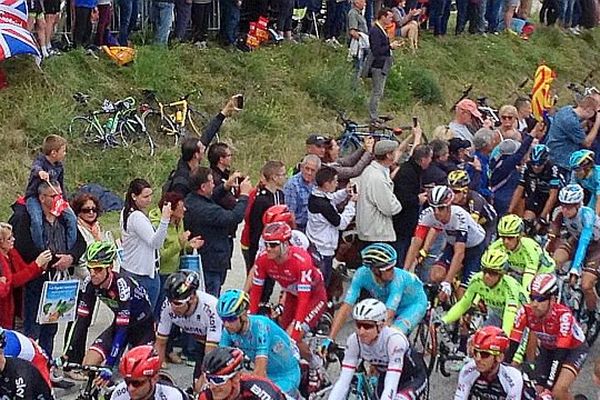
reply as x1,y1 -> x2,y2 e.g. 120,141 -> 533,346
125,378 -> 148,388
355,321 -> 378,331
221,315 -> 240,323
369,264 -> 394,273
206,371 -> 238,386
170,296 -> 192,306
531,294 -> 551,302
473,349 -> 500,359
481,268 -> 501,276
265,241 -> 282,248
451,187 -> 468,194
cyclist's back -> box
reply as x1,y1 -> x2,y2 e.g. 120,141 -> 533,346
455,359 -> 523,400
572,165 -> 600,210
110,381 -> 187,400
0,356 -> 53,400
197,373 -> 287,400
463,189 -> 497,231
3,328 -> 50,387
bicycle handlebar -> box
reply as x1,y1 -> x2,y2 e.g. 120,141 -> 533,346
58,362 -> 105,374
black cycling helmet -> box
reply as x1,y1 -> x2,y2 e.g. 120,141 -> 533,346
164,270 -> 200,301
202,347 -> 244,376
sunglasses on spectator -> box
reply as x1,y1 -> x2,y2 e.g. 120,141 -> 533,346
500,115 -> 515,120
473,349 -> 500,359
265,241 -> 281,248
355,321 -> 378,331
170,296 -> 192,306
125,378 -> 148,388
206,371 -> 238,386
531,294 -> 551,302
81,207 -> 98,213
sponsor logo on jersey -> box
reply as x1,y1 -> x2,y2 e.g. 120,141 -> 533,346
250,384 -> 274,400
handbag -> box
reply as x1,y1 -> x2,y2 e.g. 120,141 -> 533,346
179,249 -> 206,292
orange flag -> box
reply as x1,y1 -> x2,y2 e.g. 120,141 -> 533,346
531,64 -> 556,121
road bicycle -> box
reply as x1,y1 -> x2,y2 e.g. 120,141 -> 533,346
57,362 -> 115,400
140,89 -> 210,148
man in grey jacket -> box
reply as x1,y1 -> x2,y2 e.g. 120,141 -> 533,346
356,139 -> 403,247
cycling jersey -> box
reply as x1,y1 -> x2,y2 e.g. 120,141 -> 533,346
454,359 -> 523,400
456,190 -> 497,231
571,166 -> 600,210
156,289 -> 222,345
488,237 -> 556,290
110,381 -> 187,400
0,357 -> 53,400
197,373 -> 287,400
415,206 -> 486,248
441,272 -> 527,335
249,246 -> 327,341
69,272 -> 154,367
551,206 -> 600,274
519,161 -> 560,197
3,329 -> 50,388
220,315 -> 300,396
330,327 -> 427,400
344,266 -> 428,334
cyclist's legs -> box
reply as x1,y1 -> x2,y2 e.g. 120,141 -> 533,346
580,271 -> 599,311
552,343 -> 588,400
85,325 -> 116,365
553,238 -> 575,271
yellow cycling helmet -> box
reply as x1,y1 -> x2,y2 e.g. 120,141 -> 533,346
497,214 -> 524,237
447,170 -> 470,188
481,248 -> 509,272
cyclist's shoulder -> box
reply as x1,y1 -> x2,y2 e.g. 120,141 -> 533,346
518,237 -> 543,254
239,373 -> 287,400
497,363 -> 523,388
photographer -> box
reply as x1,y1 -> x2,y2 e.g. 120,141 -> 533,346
447,138 -> 482,191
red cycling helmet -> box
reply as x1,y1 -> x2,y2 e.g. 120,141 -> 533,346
262,222 -> 292,242
472,326 -> 510,353
529,273 -> 558,297
262,204 -> 295,227
119,345 -> 161,379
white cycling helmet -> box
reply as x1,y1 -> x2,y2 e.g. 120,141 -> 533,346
428,185 -> 454,208
558,184 -> 584,205
352,299 -> 387,323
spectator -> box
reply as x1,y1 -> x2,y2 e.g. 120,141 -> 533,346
347,0 -> 369,81
120,178 -> 171,310
546,95 -> 600,178
95,0 -> 112,45
153,0 -> 175,45
191,0 -> 211,48
514,97 -> 533,132
472,127 -> 500,201
497,105 -> 522,142
431,125 -> 456,141
9,181 -> 86,363
422,139 -> 451,187
324,0 -> 348,46
184,167 -> 251,296
43,0 -> 61,55
392,144 -> 432,264
118,0 -> 139,45
27,0 -> 48,57
368,8 -> 402,124
323,136 -> 374,188
220,0 -> 240,45
447,138 -> 482,191
277,0 -> 294,40
356,139 -> 403,246
449,99 -> 482,143
292,135 -> 329,174
0,223 -> 52,329
391,0 -> 420,43
73,0 -> 97,47
307,166 -> 356,285
502,0 -> 519,31
284,154 -> 321,232
208,142 -> 238,210
429,0 -> 449,35
174,0 -> 192,41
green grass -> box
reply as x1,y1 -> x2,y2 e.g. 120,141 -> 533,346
1,27 -> 600,223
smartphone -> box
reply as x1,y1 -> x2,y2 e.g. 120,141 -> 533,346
351,183 -> 358,195
235,94 -> 244,110
235,176 -> 244,186
412,116 -> 418,128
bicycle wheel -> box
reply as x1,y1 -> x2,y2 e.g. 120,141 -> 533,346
69,116 -> 104,145
185,107 -> 211,140
119,114 -> 155,157
411,318 -> 437,377
141,109 -> 179,149
338,135 -> 361,158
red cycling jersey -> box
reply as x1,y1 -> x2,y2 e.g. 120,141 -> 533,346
249,246 -> 325,339
510,302 -> 585,350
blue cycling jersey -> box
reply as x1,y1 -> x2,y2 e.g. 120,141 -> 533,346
571,166 -> 600,210
219,315 -> 301,396
560,205 -> 600,273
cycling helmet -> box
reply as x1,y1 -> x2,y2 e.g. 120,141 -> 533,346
497,214 -> 524,237
261,222 -> 292,242
472,326 -> 509,353
86,241 -> 117,266
529,273 -> 558,297
447,170 -> 471,188
164,270 -> 200,301
361,243 -> 397,270
217,289 -> 250,319
352,299 -> 387,323
262,204 -> 295,227
202,347 -> 244,376
530,144 -> 550,166
0,328 -> 5,349
569,149 -> 595,170
559,184 -> 585,205
480,248 -> 508,272
428,185 -> 454,208
119,345 -> 160,379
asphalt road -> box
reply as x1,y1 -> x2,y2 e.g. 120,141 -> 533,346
55,237 -> 599,400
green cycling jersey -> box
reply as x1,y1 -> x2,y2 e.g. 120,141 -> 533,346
441,273 -> 528,335
488,237 -> 555,291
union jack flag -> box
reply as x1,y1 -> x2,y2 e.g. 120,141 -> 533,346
0,0 -> 28,28
0,0 -> 41,62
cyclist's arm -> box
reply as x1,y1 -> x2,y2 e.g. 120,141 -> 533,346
105,279 -> 132,368
508,185 -> 525,214
571,210 -> 595,275
507,306 -> 528,363
155,300 -> 173,364
403,224 -> 433,271
329,302 -> 353,341
444,241 -> 466,285
454,360 -> 477,400
64,280 -> 95,359
248,261 -> 267,314
541,188 -> 559,221
290,268 -> 315,341
253,319 -> 270,378
422,227 -> 440,255
331,268 -> 365,339
329,335 -> 360,400
501,295 -> 521,336
441,283 -> 475,324
380,335 -> 408,400
521,245 -> 540,291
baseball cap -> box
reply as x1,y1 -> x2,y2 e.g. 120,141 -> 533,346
456,99 -> 482,119
449,138 -> 471,154
374,139 -> 399,156
306,134 -> 329,146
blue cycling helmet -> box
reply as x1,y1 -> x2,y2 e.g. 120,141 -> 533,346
569,149 -> 595,170
559,184 -> 585,205
217,289 -> 250,319
361,243 -> 397,270
530,144 -> 550,166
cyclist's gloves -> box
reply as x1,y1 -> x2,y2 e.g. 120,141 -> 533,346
319,338 -> 334,355
98,368 -> 112,383
440,281 -> 452,298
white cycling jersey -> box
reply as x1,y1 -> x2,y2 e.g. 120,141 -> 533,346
454,359 -> 523,400
156,289 -> 222,344
110,381 -> 187,400
328,327 -> 409,400
417,205 -> 485,248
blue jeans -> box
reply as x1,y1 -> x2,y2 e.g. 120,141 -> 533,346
122,271 -> 161,311
204,270 -> 227,297
428,0 -> 448,35
26,196 -> 77,251
325,0 -> 349,38
174,0 -> 191,40
365,0 -> 373,27
219,0 -> 240,44
153,1 -> 174,44
24,276 -> 59,357
118,0 -> 139,45
559,0 -> 575,26
486,0 -> 503,31
455,0 -> 469,33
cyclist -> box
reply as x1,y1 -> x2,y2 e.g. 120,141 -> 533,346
0,327 -> 50,388
569,149 -> 600,215
488,214 -> 556,292
509,144 -> 560,227
156,270 -> 221,386
0,330 -> 53,400
110,345 -> 188,400
217,289 -> 301,398
440,248 -> 527,337
403,185 -> 486,300
328,299 -> 428,400
454,326 -> 525,400
326,243 -> 427,345
197,347 -> 287,400
447,169 -> 497,245
549,184 -> 600,328
506,274 -> 588,400
65,241 -> 155,371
